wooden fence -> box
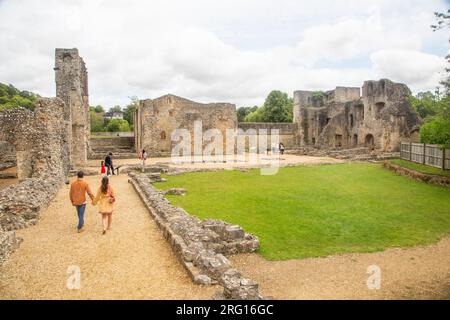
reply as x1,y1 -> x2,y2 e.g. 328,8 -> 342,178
400,142 -> 450,170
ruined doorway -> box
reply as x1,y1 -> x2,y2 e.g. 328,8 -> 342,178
365,134 -> 374,148
335,134 -> 343,148
353,134 -> 358,147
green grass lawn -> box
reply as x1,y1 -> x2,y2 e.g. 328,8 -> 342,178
154,163 -> 450,260
390,159 -> 450,177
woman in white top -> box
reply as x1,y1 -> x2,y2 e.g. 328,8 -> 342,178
140,149 -> 147,172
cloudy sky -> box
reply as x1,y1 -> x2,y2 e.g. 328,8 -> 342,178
0,0 -> 449,108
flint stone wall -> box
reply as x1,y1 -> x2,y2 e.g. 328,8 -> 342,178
135,94 -> 237,157
383,161 -> 450,188
129,171 -> 263,300
0,98 -> 69,264
293,79 -> 422,152
0,141 -> 16,171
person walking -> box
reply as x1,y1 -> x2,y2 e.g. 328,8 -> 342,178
105,152 -> 115,176
69,171 -> 94,233
92,176 -> 116,235
279,142 -> 285,155
100,160 -> 106,175
140,149 -> 147,172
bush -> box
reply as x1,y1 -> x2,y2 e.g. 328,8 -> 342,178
105,118 -> 131,132
420,116 -> 450,148
90,111 -> 105,132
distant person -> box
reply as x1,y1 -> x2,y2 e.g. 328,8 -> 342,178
140,149 -> 147,172
105,152 -> 115,176
69,171 -> 94,233
93,176 -> 116,235
100,160 -> 106,175
279,143 -> 285,155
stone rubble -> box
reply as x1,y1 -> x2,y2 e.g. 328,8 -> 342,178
0,98 -> 69,264
129,171 -> 264,300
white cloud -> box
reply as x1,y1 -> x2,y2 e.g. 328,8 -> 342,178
0,0 -> 448,108
370,50 -> 446,91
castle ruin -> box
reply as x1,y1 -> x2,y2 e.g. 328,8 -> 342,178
55,48 -> 90,169
135,94 -> 237,157
294,79 -> 422,152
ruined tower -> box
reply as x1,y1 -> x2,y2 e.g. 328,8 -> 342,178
293,79 -> 422,151
54,48 -> 90,169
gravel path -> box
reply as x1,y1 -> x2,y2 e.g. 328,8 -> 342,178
0,174 -> 217,299
231,237 -> 450,300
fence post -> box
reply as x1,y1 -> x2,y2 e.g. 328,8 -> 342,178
423,143 -> 426,165
409,142 -> 412,161
443,147 -> 447,171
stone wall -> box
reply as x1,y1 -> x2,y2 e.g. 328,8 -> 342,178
0,141 -> 16,171
135,94 -> 237,157
129,171 -> 263,299
0,98 -> 68,264
383,161 -> 450,188
294,79 -> 422,152
55,48 -> 90,169
237,122 -> 298,149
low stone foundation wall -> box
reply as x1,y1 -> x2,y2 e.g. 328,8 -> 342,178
0,226 -> 21,265
0,177 -> 62,231
0,98 -> 69,265
383,161 -> 450,188
129,171 -> 264,300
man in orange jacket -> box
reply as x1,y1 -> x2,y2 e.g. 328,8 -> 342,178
69,171 -> 94,233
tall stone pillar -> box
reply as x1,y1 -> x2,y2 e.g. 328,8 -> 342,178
55,48 -> 89,169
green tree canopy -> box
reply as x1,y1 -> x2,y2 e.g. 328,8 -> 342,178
106,118 -> 131,132
0,83 -> 39,110
409,90 -> 449,120
243,90 -> 293,123
94,105 -> 105,113
90,110 -> 105,132
109,105 -> 122,113
420,116 -> 450,148
123,96 -> 139,125
237,106 -> 258,122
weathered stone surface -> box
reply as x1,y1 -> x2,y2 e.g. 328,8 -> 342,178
164,188 -> 187,196
0,141 -> 16,171
129,171 -> 263,300
0,226 -> 21,265
294,79 -> 422,152
55,48 -> 90,169
0,98 -> 68,264
134,94 -> 237,157
194,274 -> 213,285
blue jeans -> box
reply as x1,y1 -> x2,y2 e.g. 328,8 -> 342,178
75,204 -> 86,230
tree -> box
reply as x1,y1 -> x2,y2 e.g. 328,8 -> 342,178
261,90 -> 293,122
409,90 -> 449,120
237,106 -> 258,122
431,10 -> 450,93
110,105 -> 122,113
94,105 -> 105,113
0,82 -> 39,110
90,111 -> 105,132
123,96 -> 139,125
106,118 -> 131,132
244,108 -> 264,122
420,116 -> 450,148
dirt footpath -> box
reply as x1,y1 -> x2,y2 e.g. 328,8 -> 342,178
231,237 -> 450,300
0,174 -> 217,299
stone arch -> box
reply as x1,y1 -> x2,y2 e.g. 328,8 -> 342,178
365,134 -> 375,148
